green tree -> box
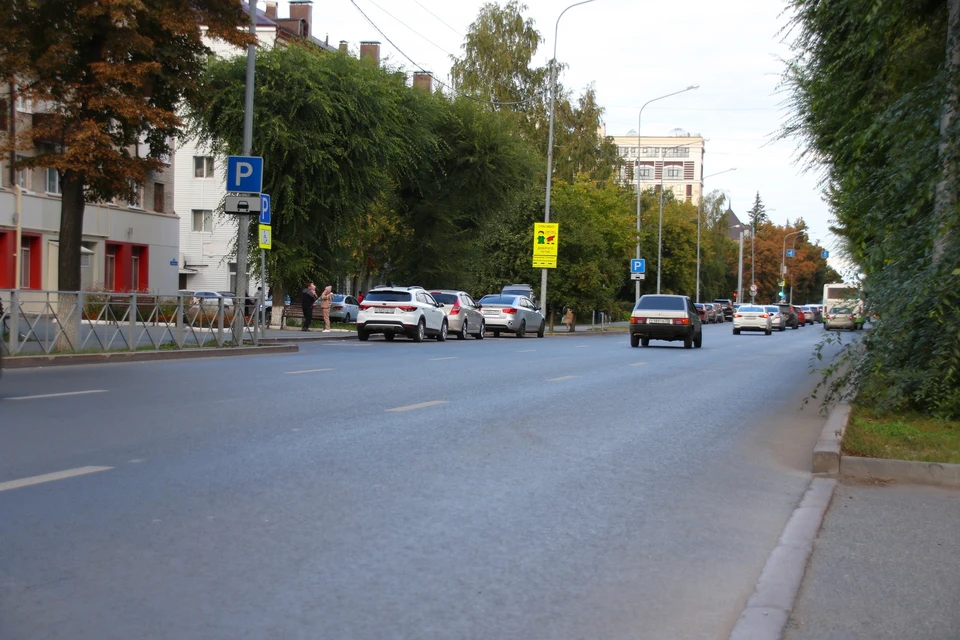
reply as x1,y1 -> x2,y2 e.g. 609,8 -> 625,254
0,0 -> 251,296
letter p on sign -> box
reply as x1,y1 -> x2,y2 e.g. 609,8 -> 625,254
226,156 -> 263,193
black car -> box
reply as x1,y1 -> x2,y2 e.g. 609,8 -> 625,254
777,304 -> 801,329
713,298 -> 734,320
629,294 -> 703,349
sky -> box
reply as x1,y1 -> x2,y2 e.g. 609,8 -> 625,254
269,0 -> 843,267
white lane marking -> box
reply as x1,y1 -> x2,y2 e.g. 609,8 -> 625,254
284,368 -> 334,375
547,375 -> 578,382
386,400 -> 448,412
629,361 -> 648,367
5,390 -> 107,401
516,349 -> 536,353
0,466 -> 113,493
429,357 -> 459,361
573,345 -> 588,348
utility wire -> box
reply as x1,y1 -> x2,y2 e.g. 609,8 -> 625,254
409,0 -> 463,37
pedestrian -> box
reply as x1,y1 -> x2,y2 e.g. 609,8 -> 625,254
319,285 -> 334,332
357,291 -> 365,304
300,282 -> 318,331
562,307 -> 575,332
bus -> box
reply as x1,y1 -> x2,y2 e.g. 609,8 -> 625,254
822,283 -> 864,328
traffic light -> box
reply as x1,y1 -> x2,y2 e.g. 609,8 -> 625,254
733,291 -> 738,300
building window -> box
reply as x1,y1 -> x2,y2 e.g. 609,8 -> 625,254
640,147 -> 658,158
663,147 -> 690,158
20,245 -> 30,288
126,180 -> 142,208
131,250 -> 141,291
192,209 -> 213,232
45,168 -> 61,194
105,250 -> 116,291
194,156 -> 215,178
19,235 -> 41,289
154,183 -> 164,212
638,164 -> 654,179
229,262 -> 237,293
16,155 -> 28,189
665,166 -> 683,180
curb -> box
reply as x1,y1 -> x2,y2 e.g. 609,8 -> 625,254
728,477 -> 838,640
0,343 -> 298,369
812,403 -> 851,474
260,334 -> 355,344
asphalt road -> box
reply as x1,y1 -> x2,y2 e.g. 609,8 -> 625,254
0,322 -> 835,640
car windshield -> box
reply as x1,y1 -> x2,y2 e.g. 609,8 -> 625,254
480,295 -> 517,305
695,303 -> 704,309
636,296 -> 686,311
432,293 -> 459,305
364,291 -> 411,302
739,305 -> 764,312
764,306 -> 779,312
832,306 -> 853,313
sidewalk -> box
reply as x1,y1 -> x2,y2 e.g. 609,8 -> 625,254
260,320 -> 631,342
784,480 -> 960,640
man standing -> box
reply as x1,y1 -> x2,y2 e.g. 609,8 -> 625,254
301,282 -> 318,331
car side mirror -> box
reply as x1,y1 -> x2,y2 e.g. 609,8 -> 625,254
476,304 -> 482,310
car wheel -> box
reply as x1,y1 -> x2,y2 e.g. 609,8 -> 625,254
436,320 -> 448,341
344,313 -> 351,324
779,325 -> 785,331
537,321 -> 545,338
641,338 -> 650,347
412,320 -> 425,343
358,330 -> 369,341
694,331 -> 702,348
793,321 -> 799,330
630,334 -> 640,348
684,335 -> 693,349
385,333 -> 395,342
733,328 -> 741,335
516,320 -> 526,338
457,320 -> 468,340
474,321 -> 485,339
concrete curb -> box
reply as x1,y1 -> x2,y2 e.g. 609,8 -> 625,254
840,456 -> 960,487
260,334 -> 355,344
728,477 -> 838,640
812,403 -> 851,474
1,344 -> 298,369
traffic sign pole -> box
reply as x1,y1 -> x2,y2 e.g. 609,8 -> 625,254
259,194 -> 270,329
234,0 -> 258,345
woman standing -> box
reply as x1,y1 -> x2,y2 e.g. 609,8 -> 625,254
320,285 -> 334,332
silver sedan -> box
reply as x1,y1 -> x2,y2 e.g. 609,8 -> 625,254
430,290 -> 485,340
478,294 -> 545,338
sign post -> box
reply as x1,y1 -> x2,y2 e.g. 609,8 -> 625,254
225,155 -> 263,344
258,194 -> 271,328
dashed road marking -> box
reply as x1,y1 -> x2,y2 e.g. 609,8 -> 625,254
429,357 -> 459,361
547,375 -> 578,382
629,362 -> 648,367
5,390 -> 107,401
0,466 -> 113,493
284,368 -> 334,375
386,400 -> 448,412
516,349 -> 536,353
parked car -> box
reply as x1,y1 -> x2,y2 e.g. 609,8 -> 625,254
329,294 -> 360,324
776,303 -> 801,329
192,290 -> 232,307
430,290 -> 485,340
733,304 -> 773,335
799,305 -> 818,324
764,305 -> 787,331
823,305 -> 860,331
713,298 -> 734,321
795,307 -> 807,325
629,294 -> 702,349
262,295 -> 292,321
705,303 -> 720,324
356,286 -> 448,342
694,303 -> 708,323
478,294 -> 545,338
711,303 -> 725,323
501,284 -> 534,298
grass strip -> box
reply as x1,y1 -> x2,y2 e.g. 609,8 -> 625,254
843,407 -> 960,465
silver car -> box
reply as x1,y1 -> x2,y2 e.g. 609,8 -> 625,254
764,305 -> 787,331
430,290 -> 485,340
823,305 -> 859,331
329,294 -> 360,323
478,294 -> 545,338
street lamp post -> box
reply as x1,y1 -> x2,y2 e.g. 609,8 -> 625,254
635,85 -> 698,303
541,0 -> 596,314
654,138 -> 705,295
780,230 -> 802,302
696,168 -> 736,303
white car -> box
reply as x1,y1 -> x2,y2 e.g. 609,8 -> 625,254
733,305 -> 773,335
357,286 -> 448,342
763,305 -> 787,331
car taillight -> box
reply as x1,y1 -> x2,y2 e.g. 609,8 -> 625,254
449,300 -> 461,315
332,304 -> 343,309
359,304 -> 371,310
503,307 -> 517,314
398,305 -> 418,312
734,313 -> 742,318
849,315 -> 856,320
760,313 -> 769,318
673,318 -> 690,325
631,317 -> 644,324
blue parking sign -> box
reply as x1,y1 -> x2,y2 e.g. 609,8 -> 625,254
630,259 -> 646,274
786,249 -> 796,258
259,194 -> 271,225
821,250 -> 829,259
226,156 -> 263,193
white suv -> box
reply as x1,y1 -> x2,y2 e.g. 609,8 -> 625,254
357,286 -> 448,342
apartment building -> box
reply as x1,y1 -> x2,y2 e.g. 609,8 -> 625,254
0,94 -> 179,295
176,1 -> 343,292
611,133 -> 706,205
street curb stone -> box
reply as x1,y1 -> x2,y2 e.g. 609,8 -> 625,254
840,456 -> 960,487
1,344 -> 298,369
727,477 -> 838,640
812,403 -> 851,474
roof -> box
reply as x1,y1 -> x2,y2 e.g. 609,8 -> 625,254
240,2 -> 278,27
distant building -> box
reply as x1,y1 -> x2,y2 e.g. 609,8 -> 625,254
610,133 -> 705,205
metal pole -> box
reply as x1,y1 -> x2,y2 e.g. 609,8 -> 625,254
780,230 -> 800,302
541,0 -> 596,315
656,167 -> 664,294
696,196 -> 702,302
234,0 -> 257,344
750,222 -> 756,304
737,229 -> 744,303
14,184 -> 22,291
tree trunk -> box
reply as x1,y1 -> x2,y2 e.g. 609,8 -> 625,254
269,281 -> 284,329
934,0 -> 960,261
55,170 -> 85,351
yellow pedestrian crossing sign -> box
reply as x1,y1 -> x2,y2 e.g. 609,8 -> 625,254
258,224 -> 271,250
533,223 -> 559,256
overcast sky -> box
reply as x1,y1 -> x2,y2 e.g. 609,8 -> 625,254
270,0 -> 839,261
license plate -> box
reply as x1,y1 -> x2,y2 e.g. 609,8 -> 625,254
647,318 -> 671,324
374,307 -> 394,314
483,309 -> 500,315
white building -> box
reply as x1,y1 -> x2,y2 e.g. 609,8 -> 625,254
610,132 -> 706,205
175,0 -> 341,292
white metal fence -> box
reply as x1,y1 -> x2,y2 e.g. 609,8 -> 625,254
0,290 -> 263,356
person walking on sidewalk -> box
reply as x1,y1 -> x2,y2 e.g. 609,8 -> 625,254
300,282 -> 318,331
319,285 -> 334,332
